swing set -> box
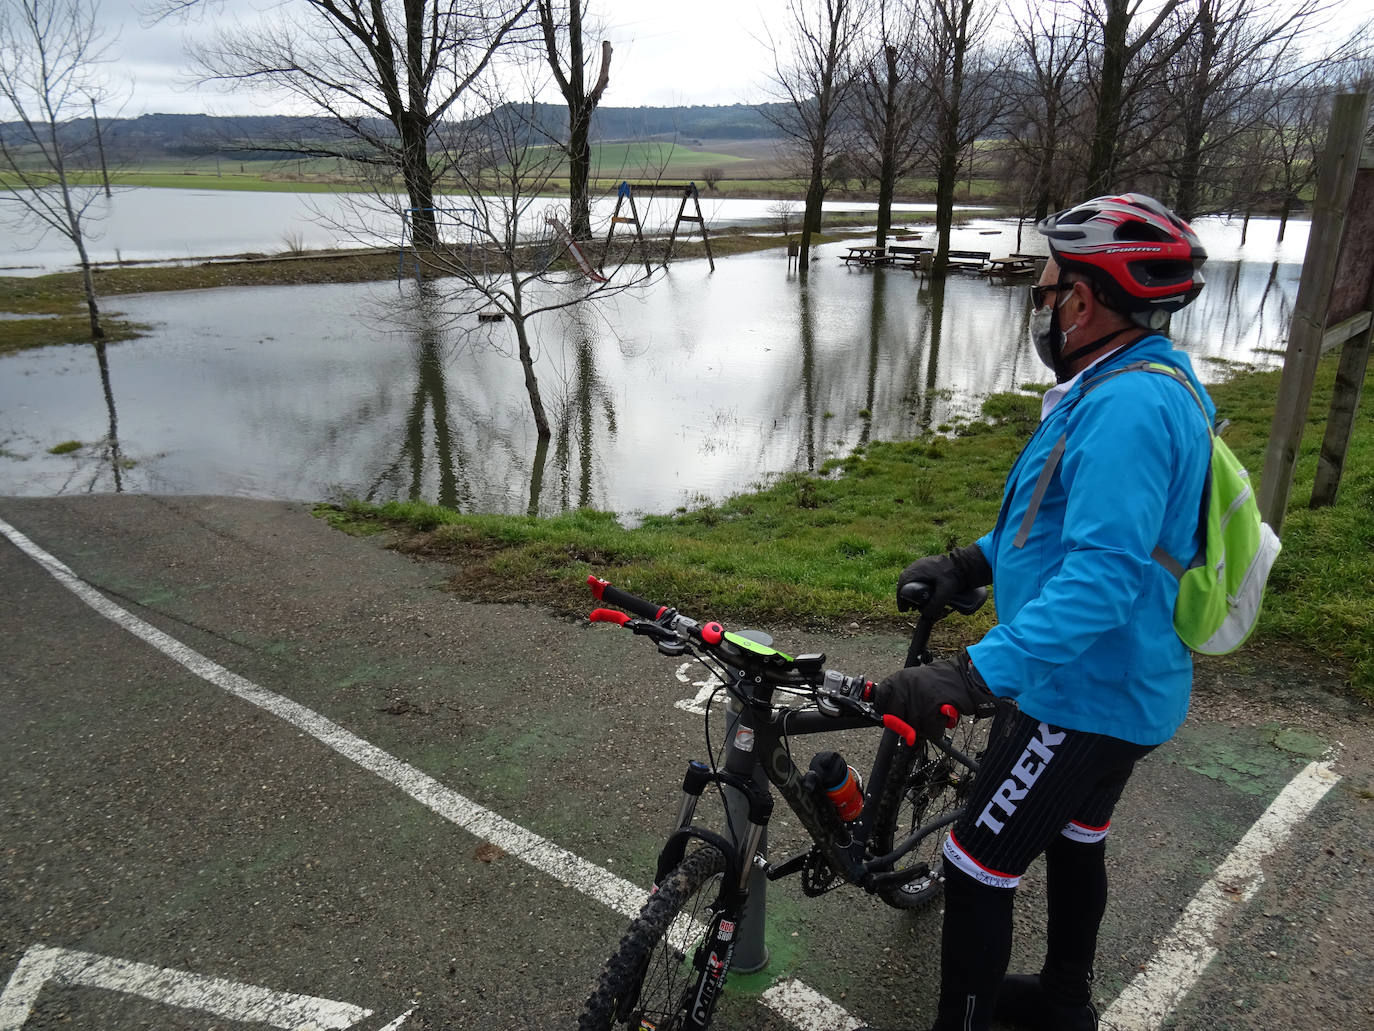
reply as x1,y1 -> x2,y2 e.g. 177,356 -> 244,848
599,180 -> 716,273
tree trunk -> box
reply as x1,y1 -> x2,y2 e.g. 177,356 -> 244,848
875,44 -> 900,250
799,158 -> 826,270
513,317 -> 552,438
933,140 -> 959,276
569,107 -> 594,240
1086,0 -> 1130,194
399,113 -> 438,249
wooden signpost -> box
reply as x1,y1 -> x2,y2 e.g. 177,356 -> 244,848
1258,92 -> 1373,532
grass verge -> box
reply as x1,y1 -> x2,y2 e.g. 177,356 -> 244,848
318,351 -> 1374,700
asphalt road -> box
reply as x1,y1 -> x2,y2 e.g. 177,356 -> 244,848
1,495 -> 1371,1031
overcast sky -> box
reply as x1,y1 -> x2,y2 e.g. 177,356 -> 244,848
99,0 -> 792,116
88,0 -> 1370,118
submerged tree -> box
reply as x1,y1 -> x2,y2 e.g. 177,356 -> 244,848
853,3 -> 923,249
387,87 -> 656,439
910,0 -> 1003,275
1004,0 -> 1087,220
0,0 -> 117,339
763,0 -> 870,271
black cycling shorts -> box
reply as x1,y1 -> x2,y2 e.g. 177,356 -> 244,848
943,704 -> 1155,889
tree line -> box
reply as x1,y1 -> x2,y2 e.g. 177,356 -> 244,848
763,0 -> 1372,271
4,0 -> 1371,440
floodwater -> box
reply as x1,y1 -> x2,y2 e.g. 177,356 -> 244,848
0,187 -> 949,274
0,198 -> 1306,517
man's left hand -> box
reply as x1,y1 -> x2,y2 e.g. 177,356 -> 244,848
872,652 -> 998,740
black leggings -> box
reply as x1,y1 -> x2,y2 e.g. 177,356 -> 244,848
932,706 -> 1154,1028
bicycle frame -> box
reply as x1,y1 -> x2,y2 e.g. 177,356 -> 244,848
644,665 -> 980,1029
579,574 -> 988,1031
656,669 -> 977,894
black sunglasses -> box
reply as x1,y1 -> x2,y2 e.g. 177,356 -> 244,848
1030,284 -> 1060,309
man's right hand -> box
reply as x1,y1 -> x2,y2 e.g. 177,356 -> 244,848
896,543 -> 992,612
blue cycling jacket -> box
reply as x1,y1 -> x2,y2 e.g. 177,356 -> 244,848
967,336 -> 1214,746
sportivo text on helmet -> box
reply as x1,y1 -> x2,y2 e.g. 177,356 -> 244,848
1036,194 -> 1206,323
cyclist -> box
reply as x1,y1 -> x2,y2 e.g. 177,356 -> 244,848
868,194 -> 1212,1031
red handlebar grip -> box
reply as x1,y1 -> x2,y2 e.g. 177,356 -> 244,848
882,714 -> 918,747
589,608 -> 631,626
940,704 -> 959,729
586,575 -> 666,620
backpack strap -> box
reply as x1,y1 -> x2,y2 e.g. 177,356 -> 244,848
1012,361 -> 1212,573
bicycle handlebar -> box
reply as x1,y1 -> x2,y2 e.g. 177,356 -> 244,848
587,575 -> 667,621
586,573 -> 924,745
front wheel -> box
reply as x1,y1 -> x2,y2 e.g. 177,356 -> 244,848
870,717 -> 987,910
579,846 -> 728,1031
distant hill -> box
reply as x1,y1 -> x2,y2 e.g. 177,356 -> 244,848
1,105 -> 787,164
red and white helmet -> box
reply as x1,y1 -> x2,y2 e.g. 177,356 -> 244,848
1037,193 -> 1206,325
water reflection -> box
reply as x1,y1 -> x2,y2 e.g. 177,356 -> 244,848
0,229 -> 1303,516
547,306 -> 619,512
365,282 -> 472,509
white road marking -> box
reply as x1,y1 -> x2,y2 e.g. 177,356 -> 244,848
762,978 -> 860,1031
1,516 -> 1342,1031
674,661 -> 726,714
0,945 -> 379,1030
1102,759 -> 1341,1030
0,516 -> 859,1029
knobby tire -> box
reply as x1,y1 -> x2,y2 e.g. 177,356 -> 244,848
871,717 -> 988,910
579,846 -> 728,1031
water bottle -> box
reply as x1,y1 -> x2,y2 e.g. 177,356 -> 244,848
809,751 -> 864,822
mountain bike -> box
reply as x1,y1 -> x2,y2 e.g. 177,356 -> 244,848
577,574 -> 990,1031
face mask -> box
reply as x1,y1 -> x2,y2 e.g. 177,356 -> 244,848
1029,291 -> 1073,374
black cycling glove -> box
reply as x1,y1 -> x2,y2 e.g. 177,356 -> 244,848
896,542 -> 992,613
872,650 -> 998,741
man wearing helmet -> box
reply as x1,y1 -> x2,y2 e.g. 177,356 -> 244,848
868,194 -> 1215,1031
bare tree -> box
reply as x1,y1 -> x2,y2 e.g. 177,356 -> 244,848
1079,0 -> 1193,195
173,0 -> 533,249
1003,0 -> 1088,220
0,0 -> 117,339
853,2 -> 924,248
1153,0 -> 1331,219
392,90 -> 656,438
762,0 -> 870,271
909,0 -> 1003,274
535,0 -> 611,240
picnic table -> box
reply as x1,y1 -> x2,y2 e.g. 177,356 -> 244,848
982,254 -> 1038,276
842,245 -> 893,267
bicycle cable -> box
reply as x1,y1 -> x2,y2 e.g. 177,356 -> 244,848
698,657 -> 742,850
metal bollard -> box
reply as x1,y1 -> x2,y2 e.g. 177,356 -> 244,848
721,694 -> 770,974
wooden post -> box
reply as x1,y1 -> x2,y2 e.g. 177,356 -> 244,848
1257,92 -> 1370,534
1311,276 -> 1374,508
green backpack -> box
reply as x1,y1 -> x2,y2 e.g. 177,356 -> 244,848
1020,360 -> 1282,655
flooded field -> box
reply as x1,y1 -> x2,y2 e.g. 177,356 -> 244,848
1,202 -> 1306,517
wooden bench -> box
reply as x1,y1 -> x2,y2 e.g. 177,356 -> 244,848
946,249 -> 991,271
888,244 -> 934,269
